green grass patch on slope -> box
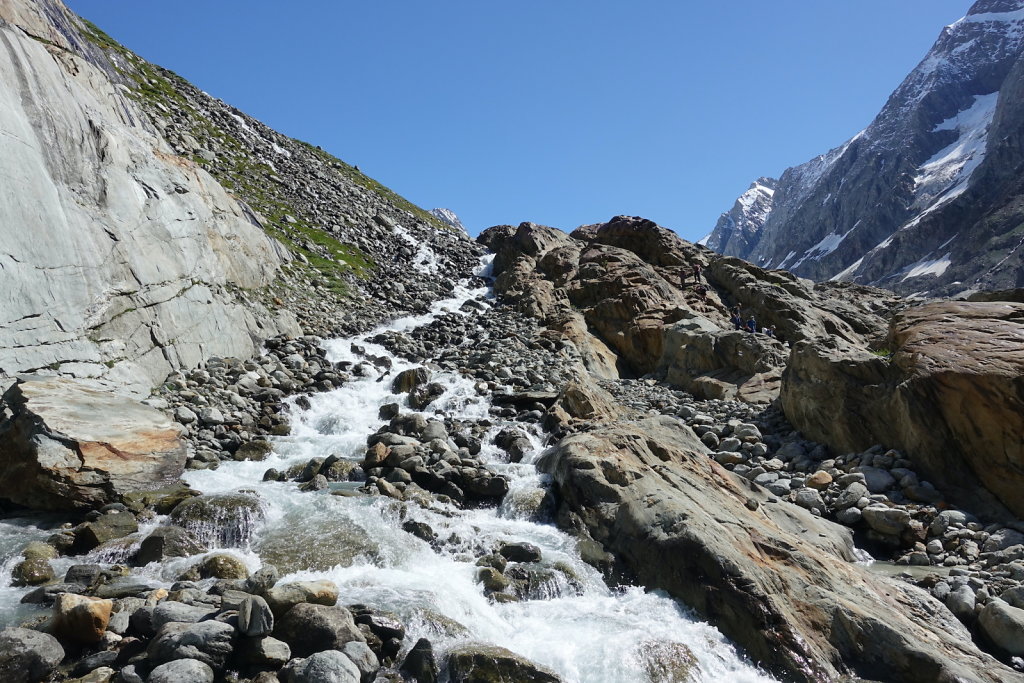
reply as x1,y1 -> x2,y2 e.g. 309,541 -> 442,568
76,15 -> 377,296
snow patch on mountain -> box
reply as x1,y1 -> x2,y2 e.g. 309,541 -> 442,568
831,256 -> 865,282
789,227 -> 856,270
776,250 -> 798,270
901,253 -> 953,280
955,7 -> 1024,26
914,92 -> 999,207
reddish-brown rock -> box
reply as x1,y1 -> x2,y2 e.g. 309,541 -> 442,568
782,301 -> 1024,516
0,377 -> 186,510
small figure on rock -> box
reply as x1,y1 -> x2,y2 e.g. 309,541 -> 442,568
731,310 -> 744,330
746,316 -> 757,333
694,284 -> 708,303
766,325 -> 776,338
691,263 -> 703,284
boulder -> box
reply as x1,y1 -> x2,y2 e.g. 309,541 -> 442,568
73,511 -> 138,552
11,541 -> 57,586
121,482 -> 199,515
281,650 -> 361,683
782,301 -> 1024,517
341,641 -> 379,682
183,553 -> 249,580
275,603 -> 364,657
855,466 -> 896,493
169,493 -> 264,546
978,599 -> 1024,657
400,637 -> 438,683
498,542 -> 542,563
150,601 -> 217,632
234,440 -> 273,462
392,367 -> 430,394
0,377 -> 186,510
135,526 -> 205,565
264,580 -> 339,618
445,643 -> 560,682
147,658 -> 215,683
235,635 -> 290,668
861,506 -> 912,537
537,416 -> 1014,682
0,627 -> 64,682
147,620 -> 237,671
547,379 -> 620,427
805,471 -> 832,490
50,593 -> 112,644
238,595 -> 274,637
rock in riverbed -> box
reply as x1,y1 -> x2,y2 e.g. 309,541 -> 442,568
0,377 -> 187,510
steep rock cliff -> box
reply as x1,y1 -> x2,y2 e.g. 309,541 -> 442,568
0,5 -> 297,395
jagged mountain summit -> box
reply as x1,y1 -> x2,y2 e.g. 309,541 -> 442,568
704,0 -> 1024,297
429,207 -> 467,232
699,177 -> 776,253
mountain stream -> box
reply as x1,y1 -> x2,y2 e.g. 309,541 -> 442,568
0,257 -> 775,682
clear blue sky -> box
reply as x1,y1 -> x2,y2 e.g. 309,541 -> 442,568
66,1 -> 974,239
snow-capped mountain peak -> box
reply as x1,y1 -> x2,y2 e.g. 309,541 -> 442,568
429,207 -> 467,232
702,0 -> 1024,297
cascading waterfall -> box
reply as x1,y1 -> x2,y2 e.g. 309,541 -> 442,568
0,256 -> 776,682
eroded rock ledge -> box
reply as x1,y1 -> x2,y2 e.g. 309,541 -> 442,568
537,415 -> 1014,682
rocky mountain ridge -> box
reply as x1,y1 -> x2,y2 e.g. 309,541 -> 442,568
705,0 -> 1024,297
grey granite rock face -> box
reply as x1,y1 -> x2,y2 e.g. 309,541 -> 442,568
537,415 -> 1017,682
0,5 -> 299,395
705,1 -> 1024,296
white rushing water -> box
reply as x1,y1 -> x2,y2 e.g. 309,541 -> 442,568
0,256 -> 775,682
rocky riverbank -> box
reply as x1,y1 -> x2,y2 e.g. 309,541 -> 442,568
473,216 -> 1024,677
